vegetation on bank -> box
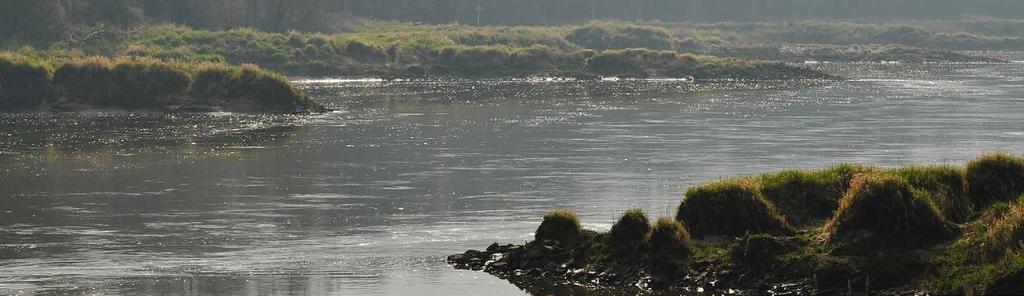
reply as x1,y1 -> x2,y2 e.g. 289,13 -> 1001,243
11,19 -> 1024,80
6,1 -> 1023,79
10,0 -> 1024,36
823,173 -> 956,251
451,152 -> 1024,294
0,52 -> 318,113
39,22 -> 831,80
671,20 -> 1024,51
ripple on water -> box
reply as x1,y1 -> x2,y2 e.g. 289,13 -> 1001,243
3,63 -> 1024,294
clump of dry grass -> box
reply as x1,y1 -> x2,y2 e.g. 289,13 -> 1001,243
676,179 -> 794,238
824,173 -> 956,250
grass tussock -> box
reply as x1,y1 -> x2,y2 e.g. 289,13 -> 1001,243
824,173 -> 955,250
647,216 -> 695,286
649,217 -> 693,260
1,52 -> 316,112
608,209 -> 652,251
757,164 -> 876,225
0,52 -> 52,109
504,153 -> 1024,294
534,209 -> 582,247
676,180 -> 794,238
966,152 -> 1024,209
566,22 -> 675,51
892,165 -> 973,223
53,56 -> 193,108
979,199 -> 1024,262
191,63 -> 314,112
931,200 -> 1024,294
52,56 -> 118,106
111,57 -> 193,108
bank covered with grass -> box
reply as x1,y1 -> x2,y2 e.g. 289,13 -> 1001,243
45,22 -> 838,80
38,19 -> 1024,81
0,52 -> 319,113
450,152 -> 1024,294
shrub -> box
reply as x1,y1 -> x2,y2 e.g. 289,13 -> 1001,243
566,23 -> 675,51
608,208 -> 651,251
190,63 -> 312,112
893,166 -> 973,223
758,164 -> 878,225
2,51 -> 317,113
966,153 -> 1024,209
53,57 -> 117,106
111,57 -> 191,108
758,168 -> 854,225
677,180 -> 794,238
0,53 -> 51,109
345,41 -> 387,62
444,46 -> 512,76
586,48 -> 680,77
534,209 -> 582,247
647,217 -> 694,288
586,50 -> 644,76
649,217 -> 693,260
824,173 -> 956,250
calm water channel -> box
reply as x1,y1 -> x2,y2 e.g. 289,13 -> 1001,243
1,62 -> 1023,295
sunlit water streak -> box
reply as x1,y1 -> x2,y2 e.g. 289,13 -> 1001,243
1,63 -> 1024,295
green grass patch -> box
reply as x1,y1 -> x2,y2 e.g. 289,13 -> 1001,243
677,179 -> 795,238
650,217 -> 694,260
0,52 -> 52,109
505,153 -> 1024,293
892,165 -> 973,223
966,152 -> 1024,209
566,22 -> 675,51
1,51 -> 317,112
19,23 -> 831,80
534,209 -> 583,247
757,164 -> 876,226
824,173 -> 955,251
930,200 -> 1024,294
608,208 -> 652,252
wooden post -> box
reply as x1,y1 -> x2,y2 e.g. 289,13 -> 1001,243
475,1 -> 482,26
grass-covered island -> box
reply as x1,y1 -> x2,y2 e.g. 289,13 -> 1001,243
67,20 -> 1020,79
449,152 -> 1024,295
16,22 -> 843,81
0,52 -> 321,113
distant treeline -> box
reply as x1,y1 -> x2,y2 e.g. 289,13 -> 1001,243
341,0 -> 1024,25
1,0 -> 339,44
6,0 -> 1024,43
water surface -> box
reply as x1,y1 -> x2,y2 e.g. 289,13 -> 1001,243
1,63 -> 1023,295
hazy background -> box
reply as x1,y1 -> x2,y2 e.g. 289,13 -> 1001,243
6,0 -> 1024,40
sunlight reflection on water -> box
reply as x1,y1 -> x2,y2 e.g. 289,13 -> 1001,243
1,63 -> 1024,295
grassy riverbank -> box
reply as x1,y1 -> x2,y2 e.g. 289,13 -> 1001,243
41,22 -> 829,80
16,19 -> 1022,80
0,52 -> 319,113
668,20 -> 1024,50
451,152 -> 1024,294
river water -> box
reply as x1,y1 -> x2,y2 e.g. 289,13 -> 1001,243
1,63 -> 1023,295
